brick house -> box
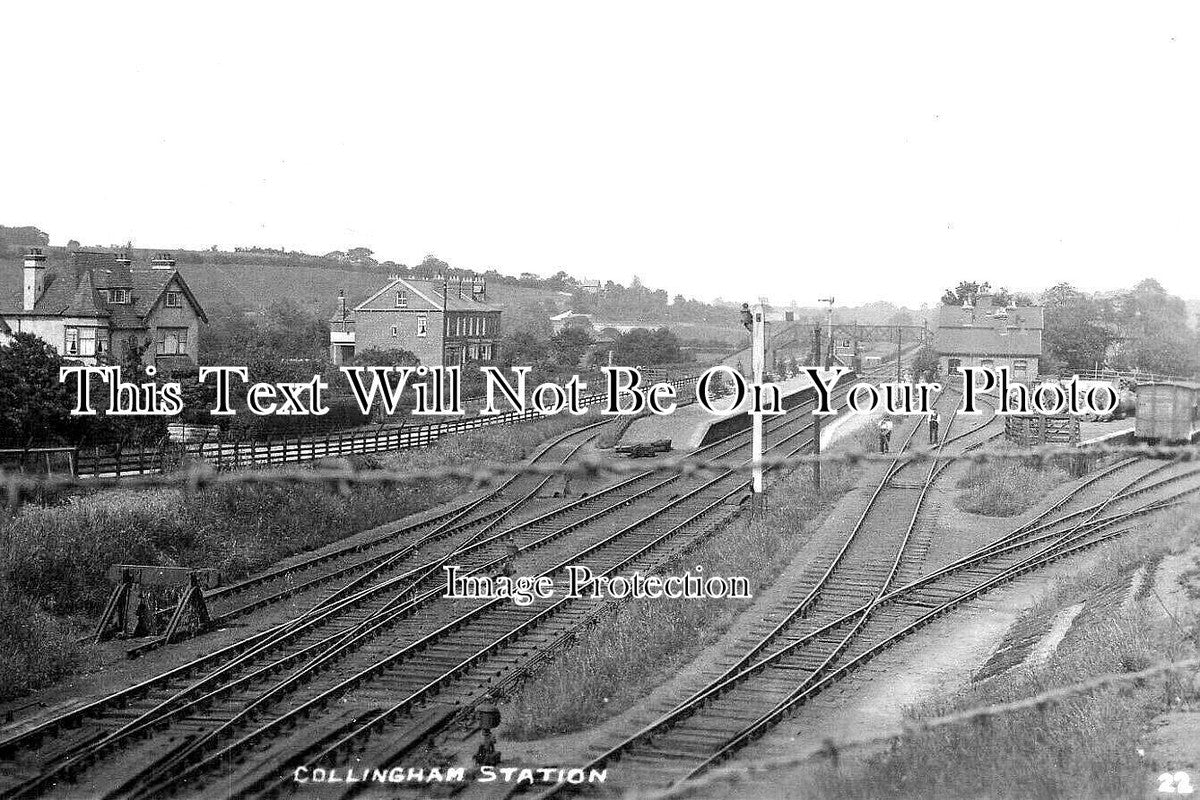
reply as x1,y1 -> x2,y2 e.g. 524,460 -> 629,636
0,248 -> 208,369
933,294 -> 1044,379
330,276 -> 502,366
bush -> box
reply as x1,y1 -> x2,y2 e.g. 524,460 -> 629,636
0,414 -> 594,699
0,585 -> 91,701
955,457 -> 1070,516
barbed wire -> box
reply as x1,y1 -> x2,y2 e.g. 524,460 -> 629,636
628,655 -> 1200,800
2,442 -> 1200,502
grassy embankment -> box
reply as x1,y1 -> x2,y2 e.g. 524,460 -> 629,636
502,425 -> 878,739
955,444 -> 1073,516
0,415 -> 591,702
802,502 -> 1200,800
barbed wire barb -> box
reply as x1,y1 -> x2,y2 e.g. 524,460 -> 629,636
2,442 -> 1199,503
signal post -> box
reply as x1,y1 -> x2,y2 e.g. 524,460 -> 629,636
741,302 -> 769,518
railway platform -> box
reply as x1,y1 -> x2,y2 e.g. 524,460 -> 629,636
621,369 -> 844,451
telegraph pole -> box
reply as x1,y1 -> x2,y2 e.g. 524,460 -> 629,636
896,325 -> 903,382
819,297 -> 835,369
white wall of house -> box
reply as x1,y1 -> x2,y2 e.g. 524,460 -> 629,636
0,316 -> 115,364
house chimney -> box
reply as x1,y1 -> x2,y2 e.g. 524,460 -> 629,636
23,247 -> 47,311
151,252 -> 176,270
337,288 -> 347,318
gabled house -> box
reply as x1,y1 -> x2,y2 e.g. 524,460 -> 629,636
330,275 -> 502,366
0,248 -> 208,369
933,294 -> 1044,379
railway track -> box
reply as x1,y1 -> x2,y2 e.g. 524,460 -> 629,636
127,418 -> 617,655
0,374 -> 865,799
116,384 -> 858,799
545,451 -> 1200,795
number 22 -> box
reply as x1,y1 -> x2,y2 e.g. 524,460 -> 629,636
1160,771 -> 1195,794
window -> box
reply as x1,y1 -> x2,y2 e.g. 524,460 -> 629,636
107,288 -> 131,304
455,316 -> 464,336
481,343 -> 493,361
948,358 -> 962,374
417,315 -> 428,337
981,359 -> 994,369
395,291 -> 407,308
164,291 -> 182,308
390,325 -> 398,338
1013,359 -> 1028,375
65,327 -> 79,355
156,327 -> 189,355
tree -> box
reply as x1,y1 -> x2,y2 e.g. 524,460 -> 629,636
1114,279 -> 1199,376
89,337 -> 170,443
941,281 -> 990,306
501,329 -> 549,367
911,345 -> 940,381
418,254 -> 450,275
1039,283 -> 1115,373
0,333 -> 80,445
612,327 -> 686,365
549,328 -> 594,368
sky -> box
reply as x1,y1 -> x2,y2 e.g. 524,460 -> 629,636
2,2 -> 1198,308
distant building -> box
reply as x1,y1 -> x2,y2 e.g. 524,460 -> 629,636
548,311 -> 645,335
577,279 -> 603,295
933,294 -> 1044,378
0,249 -> 207,369
330,276 -> 502,366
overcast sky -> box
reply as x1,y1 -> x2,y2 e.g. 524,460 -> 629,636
2,2 -> 1198,308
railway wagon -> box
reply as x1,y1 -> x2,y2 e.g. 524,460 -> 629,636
1135,381 -> 1200,443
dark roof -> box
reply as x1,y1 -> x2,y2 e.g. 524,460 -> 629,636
0,251 -> 208,325
933,327 -> 1043,357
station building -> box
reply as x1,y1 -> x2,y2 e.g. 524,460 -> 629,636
933,294 -> 1044,379
0,248 -> 207,370
329,275 -> 502,367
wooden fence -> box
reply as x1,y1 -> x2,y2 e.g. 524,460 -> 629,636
6,375 -> 700,479
1004,414 -> 1080,447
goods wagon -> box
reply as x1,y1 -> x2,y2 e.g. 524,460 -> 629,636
1134,381 -> 1200,443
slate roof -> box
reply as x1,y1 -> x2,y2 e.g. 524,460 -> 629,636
0,251 -> 208,326
933,294 -> 1045,357
933,327 -> 1044,357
